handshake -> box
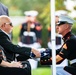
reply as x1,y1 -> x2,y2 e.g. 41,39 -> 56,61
31,48 -> 52,65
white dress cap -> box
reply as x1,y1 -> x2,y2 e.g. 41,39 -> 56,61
24,10 -> 38,17
55,10 -> 67,17
59,15 -> 74,25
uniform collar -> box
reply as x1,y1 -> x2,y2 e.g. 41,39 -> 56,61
62,32 -> 72,42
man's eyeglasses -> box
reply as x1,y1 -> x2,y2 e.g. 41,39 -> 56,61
4,23 -> 13,27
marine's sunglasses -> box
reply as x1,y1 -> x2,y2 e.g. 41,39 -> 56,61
4,23 -> 13,27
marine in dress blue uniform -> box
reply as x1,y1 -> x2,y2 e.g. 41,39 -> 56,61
19,10 -> 42,45
40,15 -> 76,75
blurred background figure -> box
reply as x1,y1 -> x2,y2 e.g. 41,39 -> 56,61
0,2 -> 9,16
18,10 -> 42,69
47,10 -> 71,75
18,10 -> 42,48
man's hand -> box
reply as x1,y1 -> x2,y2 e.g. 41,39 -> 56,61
11,61 -> 23,68
31,48 -> 41,58
1,60 -> 23,68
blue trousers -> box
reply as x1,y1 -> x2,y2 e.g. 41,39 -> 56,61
56,67 -> 71,75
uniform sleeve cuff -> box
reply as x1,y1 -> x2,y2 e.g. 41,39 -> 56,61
30,52 -> 36,58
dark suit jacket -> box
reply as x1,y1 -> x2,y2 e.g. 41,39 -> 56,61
0,3 -> 9,16
0,30 -> 31,62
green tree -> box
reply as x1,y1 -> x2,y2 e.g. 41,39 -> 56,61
1,0 -> 49,16
38,0 -> 67,47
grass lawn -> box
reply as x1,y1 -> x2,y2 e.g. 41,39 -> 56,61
32,67 -> 52,75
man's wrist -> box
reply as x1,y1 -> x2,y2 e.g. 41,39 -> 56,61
30,52 -> 36,58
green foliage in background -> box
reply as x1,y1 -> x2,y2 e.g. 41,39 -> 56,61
55,0 -> 66,10
0,0 -> 49,16
12,25 -> 20,44
72,23 -> 76,35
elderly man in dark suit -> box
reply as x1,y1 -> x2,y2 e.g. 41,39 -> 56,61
0,3 -> 40,75
0,2 -> 30,75
0,15 -> 41,75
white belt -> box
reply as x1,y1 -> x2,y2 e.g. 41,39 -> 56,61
70,59 -> 76,64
